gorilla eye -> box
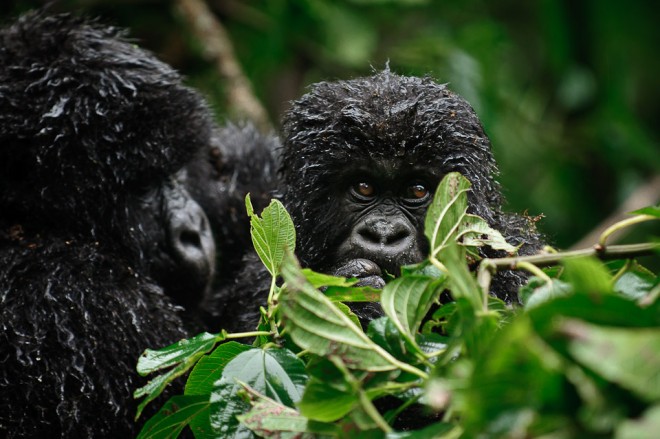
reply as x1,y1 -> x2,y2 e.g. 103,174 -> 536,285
406,183 -> 429,201
352,182 -> 376,200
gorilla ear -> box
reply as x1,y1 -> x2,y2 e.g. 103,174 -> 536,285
0,12 -> 214,200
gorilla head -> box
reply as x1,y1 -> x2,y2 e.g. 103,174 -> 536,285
0,12 -> 215,308
0,12 -> 218,436
280,69 -> 541,307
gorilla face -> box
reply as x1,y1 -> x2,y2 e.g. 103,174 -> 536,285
280,70 -> 498,291
330,163 -> 444,288
128,173 -> 216,310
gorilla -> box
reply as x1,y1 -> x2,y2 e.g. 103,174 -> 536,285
213,69 -> 543,332
183,122 -> 280,328
0,12 -> 218,437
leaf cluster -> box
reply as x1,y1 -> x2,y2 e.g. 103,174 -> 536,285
135,173 -> 660,438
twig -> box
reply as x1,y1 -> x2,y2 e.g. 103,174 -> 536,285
175,0 -> 272,131
482,242 -> 659,273
570,175 -> 660,249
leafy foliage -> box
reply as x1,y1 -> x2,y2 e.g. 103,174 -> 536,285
136,175 -> 659,438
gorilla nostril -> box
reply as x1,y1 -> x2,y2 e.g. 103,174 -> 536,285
387,229 -> 410,245
179,230 -> 202,249
357,221 -> 412,248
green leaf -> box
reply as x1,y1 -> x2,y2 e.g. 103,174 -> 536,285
381,275 -> 447,354
614,266 -> 657,301
424,172 -> 471,258
616,404 -> 660,439
137,332 -> 218,375
279,251 -> 407,372
562,256 -> 613,295
521,277 -> 573,310
630,205 -> 660,217
441,241 -> 483,311
185,342 -> 253,439
561,319 -> 660,401
185,342 -> 253,396
209,347 -> 308,437
386,421 -> 460,438
298,376 -> 358,422
300,268 -> 357,288
459,213 -> 518,254
136,395 -> 208,439
239,396 -> 339,438
246,195 -> 296,277
323,285 -> 382,302
134,332 -> 218,419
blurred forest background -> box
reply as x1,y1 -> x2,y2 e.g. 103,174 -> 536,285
2,0 -> 659,251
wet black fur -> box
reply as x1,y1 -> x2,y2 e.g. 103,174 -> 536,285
0,12 -> 216,437
214,69 -> 543,333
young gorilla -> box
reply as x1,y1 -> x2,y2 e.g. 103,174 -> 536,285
214,69 -> 543,333
0,12 -> 217,437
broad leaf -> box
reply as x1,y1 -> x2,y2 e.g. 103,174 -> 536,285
561,319 -> 660,401
239,392 -> 340,438
209,347 -> 307,437
381,275 -> 447,354
185,342 -> 253,438
424,172 -> 471,258
246,195 -> 296,277
279,252 -> 407,372
521,277 -> 573,310
137,395 -> 208,439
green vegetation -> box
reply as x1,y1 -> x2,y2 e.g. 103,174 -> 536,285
135,174 -> 660,438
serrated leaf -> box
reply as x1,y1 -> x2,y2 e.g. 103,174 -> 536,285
381,275 -> 447,354
459,214 -> 518,254
246,195 -> 296,277
136,395 -> 208,439
137,332 -> 218,375
279,252 -> 404,372
424,172 -> 471,258
134,332 -> 219,419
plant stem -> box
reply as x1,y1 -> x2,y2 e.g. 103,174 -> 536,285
482,242 -> 659,273
224,331 -> 272,339
598,214 -> 657,247
359,390 -> 392,433
516,261 -> 552,283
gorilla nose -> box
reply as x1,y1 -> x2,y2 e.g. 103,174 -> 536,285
356,218 -> 414,253
170,199 -> 216,278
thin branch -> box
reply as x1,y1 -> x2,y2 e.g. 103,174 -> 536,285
483,242 -> 660,273
570,175 -> 660,249
175,0 -> 272,131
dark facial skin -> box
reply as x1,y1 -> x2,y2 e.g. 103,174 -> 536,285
128,173 -> 215,310
330,163 -> 442,288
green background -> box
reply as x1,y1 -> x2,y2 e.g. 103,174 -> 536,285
3,0 -> 659,250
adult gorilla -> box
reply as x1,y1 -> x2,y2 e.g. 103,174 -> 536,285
214,69 -> 543,332
0,12 -> 216,437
